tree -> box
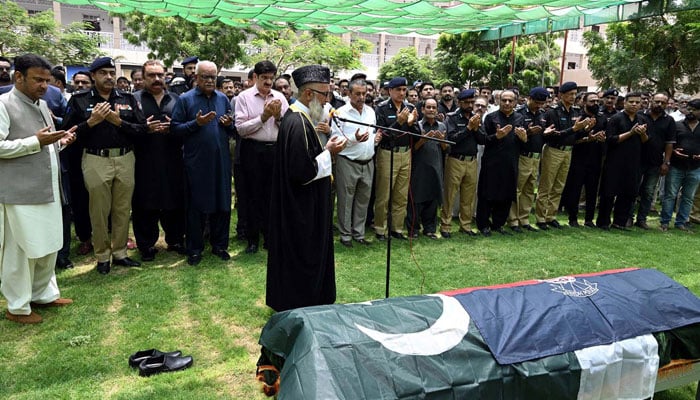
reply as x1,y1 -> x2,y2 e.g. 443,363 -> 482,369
121,12 -> 249,70
583,10 -> 700,96
377,47 -> 433,86
0,1 -> 102,65
249,28 -> 373,74
434,32 -> 499,87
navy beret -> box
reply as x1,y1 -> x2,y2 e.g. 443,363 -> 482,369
182,56 -> 199,66
386,77 -> 408,89
457,89 -> 476,100
89,57 -> 115,72
603,88 -> 619,97
559,81 -> 578,94
529,87 -> 549,101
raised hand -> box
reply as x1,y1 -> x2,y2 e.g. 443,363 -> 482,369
196,110 -> 217,126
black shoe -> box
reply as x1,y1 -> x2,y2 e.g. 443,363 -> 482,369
354,238 -> 371,246
56,257 -> 74,269
340,239 -> 353,248
440,231 -> 451,238
187,253 -> 202,266
510,226 -> 523,234
212,248 -> 231,260
459,228 -> 477,237
140,247 -> 157,262
244,244 -> 259,254
522,224 -> 537,232
481,228 -> 492,237
568,220 -> 580,228
424,232 -> 439,240
548,220 -> 563,229
536,222 -> 550,231
409,232 -> 419,239
129,349 -> 182,368
138,354 -> 194,377
584,221 -> 596,228
611,223 -> 630,231
390,231 -> 408,240
375,233 -> 386,241
634,221 -> 649,230
113,257 -> 141,267
598,225 -> 611,231
495,227 -> 512,235
167,243 -> 187,255
96,261 -> 110,275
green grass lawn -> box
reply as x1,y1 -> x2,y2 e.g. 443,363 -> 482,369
1,214 -> 698,399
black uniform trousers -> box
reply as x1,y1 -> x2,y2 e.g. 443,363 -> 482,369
186,208 -> 231,255
132,206 -> 185,251
476,198 -> 512,231
405,198 -> 439,235
241,139 -> 275,248
597,194 -> 634,228
564,162 -> 601,223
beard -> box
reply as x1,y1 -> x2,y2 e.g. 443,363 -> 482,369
586,104 -> 599,115
308,96 -> 325,125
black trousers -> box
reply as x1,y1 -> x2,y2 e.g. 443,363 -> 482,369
241,140 -> 275,247
565,162 -> 601,223
185,208 -> 231,255
405,198 -> 438,235
66,148 -> 92,242
596,194 -> 634,227
476,197 -> 512,231
58,204 -> 71,260
233,156 -> 248,237
132,206 -> 185,251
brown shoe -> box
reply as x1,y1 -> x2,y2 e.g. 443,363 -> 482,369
30,298 -> 73,308
5,310 -> 42,324
77,241 -> 93,255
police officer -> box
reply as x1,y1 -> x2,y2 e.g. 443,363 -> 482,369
62,57 -> 154,274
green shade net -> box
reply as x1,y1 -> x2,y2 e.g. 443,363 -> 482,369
56,0 -> 700,39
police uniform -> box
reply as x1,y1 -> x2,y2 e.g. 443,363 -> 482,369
508,87 -> 548,229
440,89 -> 479,235
62,57 -> 147,270
374,77 -> 419,238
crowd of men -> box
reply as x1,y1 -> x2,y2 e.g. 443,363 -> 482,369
1,52 -> 699,322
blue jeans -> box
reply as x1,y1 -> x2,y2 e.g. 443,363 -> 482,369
660,166 -> 700,226
636,165 -> 661,223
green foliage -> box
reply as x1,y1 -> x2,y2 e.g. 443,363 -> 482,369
0,1 -> 102,65
583,10 -> 700,96
121,12 -> 249,70
249,28 -> 373,74
435,32 -> 560,92
378,47 -> 433,85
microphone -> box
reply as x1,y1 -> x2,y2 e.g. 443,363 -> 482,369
329,109 -> 341,129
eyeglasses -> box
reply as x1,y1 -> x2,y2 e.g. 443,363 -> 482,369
308,88 -> 331,97
199,75 -> 217,81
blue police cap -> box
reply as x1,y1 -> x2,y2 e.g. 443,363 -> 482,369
182,56 -> 199,66
603,88 -> 619,97
529,87 -> 549,101
559,81 -> 578,94
386,77 -> 408,89
89,57 -> 115,72
457,89 -> 476,100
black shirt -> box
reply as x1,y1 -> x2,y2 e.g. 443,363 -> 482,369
62,89 -> 147,149
516,104 -> 546,154
544,102 -> 584,146
672,119 -> 700,170
638,110 -> 676,167
445,109 -> 479,156
375,99 -> 419,148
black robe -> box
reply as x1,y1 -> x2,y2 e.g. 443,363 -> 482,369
266,107 -> 335,312
477,110 -> 525,201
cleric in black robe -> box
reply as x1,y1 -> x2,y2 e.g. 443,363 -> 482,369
266,65 -> 348,312
475,90 -> 527,236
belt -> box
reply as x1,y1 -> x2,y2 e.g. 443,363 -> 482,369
379,145 -> 410,153
549,144 -> 573,151
449,154 -> 476,161
84,147 -> 132,157
520,152 -> 541,159
246,140 -> 276,147
339,154 -> 373,165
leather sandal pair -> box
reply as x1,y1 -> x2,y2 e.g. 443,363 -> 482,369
129,349 -> 193,377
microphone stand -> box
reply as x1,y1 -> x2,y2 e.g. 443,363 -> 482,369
333,114 -> 454,298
